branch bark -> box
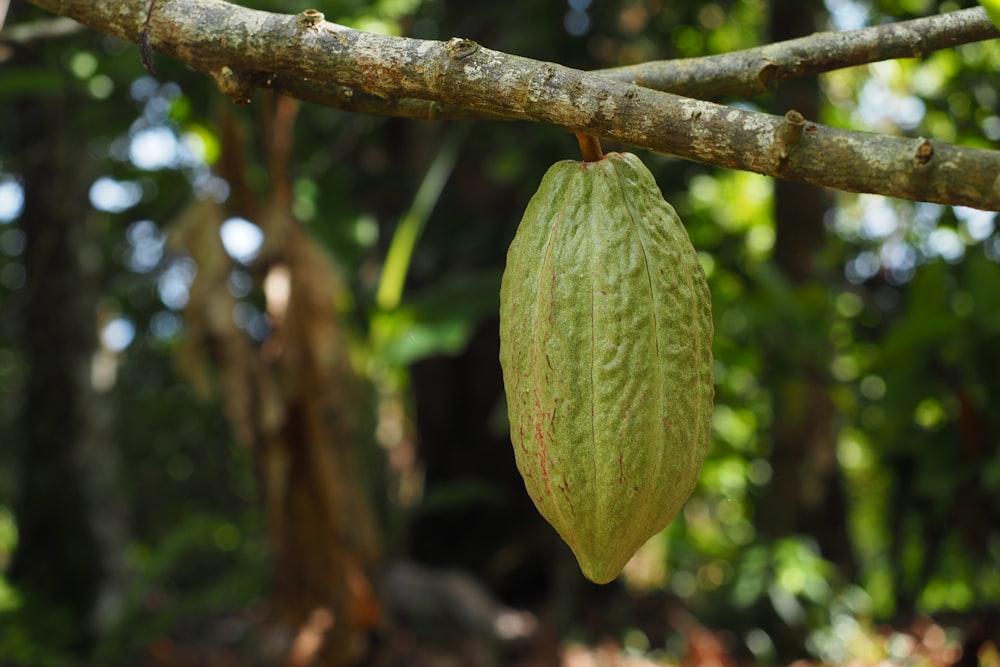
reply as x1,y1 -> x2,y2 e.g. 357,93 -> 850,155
604,8 -> 999,97
25,0 -> 1000,211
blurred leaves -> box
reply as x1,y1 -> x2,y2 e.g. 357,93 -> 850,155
980,0 -> 1000,30
370,270 -> 500,368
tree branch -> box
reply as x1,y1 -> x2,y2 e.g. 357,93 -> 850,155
25,0 -> 1000,211
257,8 -> 1000,119
604,7 -> 1000,97
0,16 -> 83,45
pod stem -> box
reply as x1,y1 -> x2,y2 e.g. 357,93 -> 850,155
575,133 -> 604,162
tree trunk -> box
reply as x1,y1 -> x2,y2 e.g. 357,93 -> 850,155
763,0 -> 855,577
255,223 -> 383,666
172,99 -> 382,665
7,57 -> 125,651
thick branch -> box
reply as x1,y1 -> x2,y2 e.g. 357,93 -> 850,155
604,8 -> 1000,97
269,9 -> 1000,117
25,0 -> 1000,211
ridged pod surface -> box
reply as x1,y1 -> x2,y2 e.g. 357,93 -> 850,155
499,152 -> 714,584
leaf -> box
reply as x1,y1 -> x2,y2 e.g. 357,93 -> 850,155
372,270 -> 501,367
372,307 -> 472,367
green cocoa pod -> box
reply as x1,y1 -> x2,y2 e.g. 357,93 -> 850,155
499,151 -> 714,584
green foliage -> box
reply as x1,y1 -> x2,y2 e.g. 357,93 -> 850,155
0,619 -> 75,667
979,0 -> 1000,30
0,508 -> 20,624
94,511 -> 266,663
371,270 -> 500,368
608,0 -> 1000,643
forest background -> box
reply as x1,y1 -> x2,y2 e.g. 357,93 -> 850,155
2,0 -> 1000,665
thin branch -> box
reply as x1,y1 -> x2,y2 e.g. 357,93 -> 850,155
24,0 -> 1000,211
603,8 -> 1000,97
0,16 -> 84,44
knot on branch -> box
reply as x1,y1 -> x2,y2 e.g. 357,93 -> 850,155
210,66 -> 257,104
757,61 -> 781,92
297,9 -> 326,29
444,37 -> 480,60
775,109 -> 807,161
914,138 -> 934,165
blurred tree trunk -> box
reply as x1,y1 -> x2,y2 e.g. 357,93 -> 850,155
8,60 -> 126,650
251,217 -> 383,666
762,0 -> 855,577
173,98 -> 382,666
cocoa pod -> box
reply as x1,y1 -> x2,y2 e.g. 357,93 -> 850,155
499,152 -> 714,584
